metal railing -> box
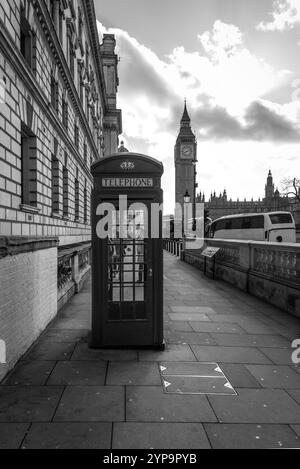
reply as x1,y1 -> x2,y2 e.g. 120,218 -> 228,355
163,239 -> 183,257
57,242 -> 91,308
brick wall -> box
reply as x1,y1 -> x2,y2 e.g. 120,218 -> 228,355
0,245 -> 57,382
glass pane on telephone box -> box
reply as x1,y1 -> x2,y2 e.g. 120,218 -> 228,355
107,206 -> 148,321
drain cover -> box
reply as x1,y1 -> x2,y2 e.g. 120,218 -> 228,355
159,362 -> 237,395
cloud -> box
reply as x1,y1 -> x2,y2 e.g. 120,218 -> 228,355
97,20 -> 300,212
198,20 -> 243,59
257,0 -> 300,31
190,100 -> 300,142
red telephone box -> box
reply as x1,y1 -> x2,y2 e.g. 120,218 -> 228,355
90,152 -> 164,349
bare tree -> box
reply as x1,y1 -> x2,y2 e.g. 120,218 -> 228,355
280,177 -> 300,202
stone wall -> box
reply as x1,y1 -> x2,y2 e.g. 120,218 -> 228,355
0,237 -> 58,381
165,238 -> 300,317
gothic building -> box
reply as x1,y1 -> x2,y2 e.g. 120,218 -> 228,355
174,101 -> 197,213
0,0 -> 121,380
197,169 -> 300,228
174,104 -> 299,230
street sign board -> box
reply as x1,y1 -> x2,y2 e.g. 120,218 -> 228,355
201,247 -> 220,258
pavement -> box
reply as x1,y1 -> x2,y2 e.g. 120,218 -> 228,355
1,251 -> 300,449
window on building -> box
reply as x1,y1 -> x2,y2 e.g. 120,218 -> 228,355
84,181 -> 88,223
58,6 -> 64,44
78,7 -> 83,43
21,127 -> 37,207
63,165 -> 69,218
85,88 -> 89,122
62,94 -> 68,129
77,64 -> 84,104
86,45 -> 90,73
75,177 -> 80,221
74,122 -> 79,149
20,7 -> 35,71
51,155 -> 60,214
84,142 -> 87,164
51,75 -> 59,112
49,0 -> 55,22
69,40 -> 75,79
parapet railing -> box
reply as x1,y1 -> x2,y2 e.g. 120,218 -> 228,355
164,237 -> 300,316
163,239 -> 183,257
203,238 -> 300,286
57,241 -> 91,309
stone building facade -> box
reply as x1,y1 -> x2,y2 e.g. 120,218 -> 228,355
0,0 -> 121,380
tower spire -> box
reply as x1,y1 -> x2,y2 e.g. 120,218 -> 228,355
180,99 -> 191,126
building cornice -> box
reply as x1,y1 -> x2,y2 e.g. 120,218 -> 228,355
0,17 -> 93,182
82,0 -> 108,114
83,0 -> 122,136
32,0 -> 100,159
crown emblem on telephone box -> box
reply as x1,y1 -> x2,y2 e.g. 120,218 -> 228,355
120,161 -> 135,170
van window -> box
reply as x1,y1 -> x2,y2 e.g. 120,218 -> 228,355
269,213 -> 293,224
231,218 -> 243,229
250,215 -> 264,228
241,217 -> 251,229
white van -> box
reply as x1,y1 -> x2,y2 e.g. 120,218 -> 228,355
209,212 -> 296,243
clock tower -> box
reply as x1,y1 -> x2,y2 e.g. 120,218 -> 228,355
174,101 -> 197,210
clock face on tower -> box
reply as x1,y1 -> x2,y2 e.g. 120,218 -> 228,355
180,144 -> 193,159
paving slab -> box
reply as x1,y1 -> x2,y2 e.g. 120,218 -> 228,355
191,345 -> 272,364
168,313 -> 210,322
159,362 -> 223,377
211,333 -> 290,349
126,386 -> 217,422
246,365 -> 300,389
208,389 -> 300,423
106,362 -> 161,385
164,321 -> 194,332
0,386 -> 63,422
44,328 -> 90,342
189,322 -> 246,334
161,375 -> 236,395
219,364 -> 262,388
170,306 -> 217,315
51,318 -> 91,330
291,425 -> 300,438
138,344 -> 196,362
47,361 -> 107,385
71,342 -> 138,361
54,386 -> 125,422
165,330 -> 216,345
287,390 -> 300,405
22,422 -> 112,449
208,316 -> 275,334
259,347 -> 296,365
22,341 -> 75,361
112,422 -> 211,449
204,423 -> 300,449
3,360 -> 56,385
0,423 -> 30,449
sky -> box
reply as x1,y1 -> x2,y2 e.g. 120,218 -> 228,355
95,0 -> 300,214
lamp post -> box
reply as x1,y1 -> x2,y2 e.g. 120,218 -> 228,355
182,190 -> 191,256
